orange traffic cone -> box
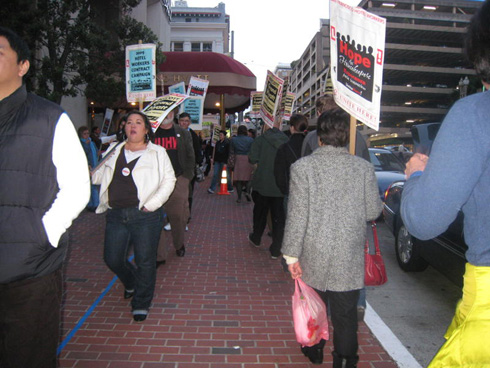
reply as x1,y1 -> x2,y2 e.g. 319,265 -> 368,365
217,165 -> 230,195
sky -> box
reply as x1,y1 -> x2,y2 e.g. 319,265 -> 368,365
184,0 -> 329,90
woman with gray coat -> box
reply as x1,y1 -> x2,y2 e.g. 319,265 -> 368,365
282,109 -> 382,367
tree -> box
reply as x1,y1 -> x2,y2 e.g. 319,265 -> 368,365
1,0 -> 164,106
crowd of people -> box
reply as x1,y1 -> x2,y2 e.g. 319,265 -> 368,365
2,0 -> 490,365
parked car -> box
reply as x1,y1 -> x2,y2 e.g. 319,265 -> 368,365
368,148 -> 406,201
382,123 -> 467,286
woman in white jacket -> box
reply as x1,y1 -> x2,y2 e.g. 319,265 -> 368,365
92,111 -> 176,322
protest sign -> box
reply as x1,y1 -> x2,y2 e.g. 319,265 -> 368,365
250,92 -> 263,118
282,93 -> 296,121
142,93 -> 188,132
201,115 -> 218,140
169,81 -> 186,95
125,43 -> 157,103
101,108 -> 114,136
330,0 -> 386,130
182,96 -> 205,129
187,76 -> 209,98
260,71 -> 284,128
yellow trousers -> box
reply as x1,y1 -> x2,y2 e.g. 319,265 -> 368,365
428,263 -> 490,367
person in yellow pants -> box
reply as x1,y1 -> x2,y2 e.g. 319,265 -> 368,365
401,1 -> 490,366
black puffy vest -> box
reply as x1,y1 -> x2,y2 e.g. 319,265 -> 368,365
0,86 -> 65,284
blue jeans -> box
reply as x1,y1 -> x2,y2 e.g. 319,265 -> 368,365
103,207 -> 164,311
209,161 -> 232,191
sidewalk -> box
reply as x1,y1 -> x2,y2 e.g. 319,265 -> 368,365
58,177 -> 399,368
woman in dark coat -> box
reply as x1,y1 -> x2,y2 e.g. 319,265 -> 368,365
230,125 -> 254,202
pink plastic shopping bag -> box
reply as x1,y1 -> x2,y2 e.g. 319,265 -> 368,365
292,278 -> 329,346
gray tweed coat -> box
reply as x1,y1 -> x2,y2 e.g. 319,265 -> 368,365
281,145 -> 382,292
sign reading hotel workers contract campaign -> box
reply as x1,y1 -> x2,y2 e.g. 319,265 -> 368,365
330,0 -> 386,130
125,43 -> 157,103
142,93 -> 188,132
260,71 -> 284,128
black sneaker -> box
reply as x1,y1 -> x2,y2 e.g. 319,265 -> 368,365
248,233 -> 260,247
176,246 -> 186,257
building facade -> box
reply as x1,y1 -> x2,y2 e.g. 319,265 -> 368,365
170,1 -> 230,54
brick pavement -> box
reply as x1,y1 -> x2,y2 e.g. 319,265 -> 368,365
58,177 -> 398,368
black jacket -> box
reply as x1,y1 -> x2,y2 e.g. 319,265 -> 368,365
274,133 -> 305,195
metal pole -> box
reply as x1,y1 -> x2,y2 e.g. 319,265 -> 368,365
220,94 -> 225,130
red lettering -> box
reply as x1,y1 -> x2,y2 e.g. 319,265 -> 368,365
155,136 -> 177,150
339,40 -> 348,55
339,40 -> 371,68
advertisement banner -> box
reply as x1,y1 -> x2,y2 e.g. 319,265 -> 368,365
250,91 -> 263,118
182,96 -> 205,130
187,76 -> 210,98
330,0 -> 386,130
125,43 -> 157,103
142,93 -> 188,132
260,71 -> 284,128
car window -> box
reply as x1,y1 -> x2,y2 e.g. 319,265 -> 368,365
369,151 -> 405,172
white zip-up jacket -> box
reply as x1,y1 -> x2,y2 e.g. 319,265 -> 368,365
92,141 -> 176,213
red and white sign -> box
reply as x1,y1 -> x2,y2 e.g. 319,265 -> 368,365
330,0 -> 386,130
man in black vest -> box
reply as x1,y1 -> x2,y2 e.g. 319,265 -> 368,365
0,27 -> 90,367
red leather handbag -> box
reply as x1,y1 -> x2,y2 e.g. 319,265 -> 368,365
365,221 -> 387,286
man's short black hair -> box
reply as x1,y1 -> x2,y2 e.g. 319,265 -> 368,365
317,108 -> 350,148
179,112 -> 191,120
0,27 -> 30,63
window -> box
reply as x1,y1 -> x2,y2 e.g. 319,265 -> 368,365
172,42 -> 184,52
191,42 -> 201,52
203,42 -> 212,52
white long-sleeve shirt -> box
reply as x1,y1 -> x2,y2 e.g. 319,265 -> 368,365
42,113 -> 91,247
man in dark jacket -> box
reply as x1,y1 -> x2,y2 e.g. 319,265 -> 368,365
154,109 -> 195,259
178,112 -> 202,219
208,130 -> 233,193
274,114 -> 308,202
0,27 -> 90,367
248,120 -> 289,259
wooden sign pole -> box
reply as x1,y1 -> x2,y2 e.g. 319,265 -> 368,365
349,115 -> 357,155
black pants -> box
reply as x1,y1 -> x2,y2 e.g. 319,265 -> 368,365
0,268 -> 63,368
250,190 -> 285,257
312,288 -> 360,358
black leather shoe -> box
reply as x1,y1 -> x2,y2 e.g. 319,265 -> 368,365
176,246 -> 186,257
156,260 -> 166,268
248,233 -> 260,247
301,346 -> 324,365
124,289 -> 134,299
133,313 -> 147,322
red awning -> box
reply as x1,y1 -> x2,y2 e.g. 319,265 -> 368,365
158,52 -> 256,114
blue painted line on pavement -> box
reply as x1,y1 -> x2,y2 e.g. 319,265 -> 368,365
57,254 -> 135,355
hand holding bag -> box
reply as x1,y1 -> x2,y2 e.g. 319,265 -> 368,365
292,278 -> 329,346
365,221 -> 388,286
